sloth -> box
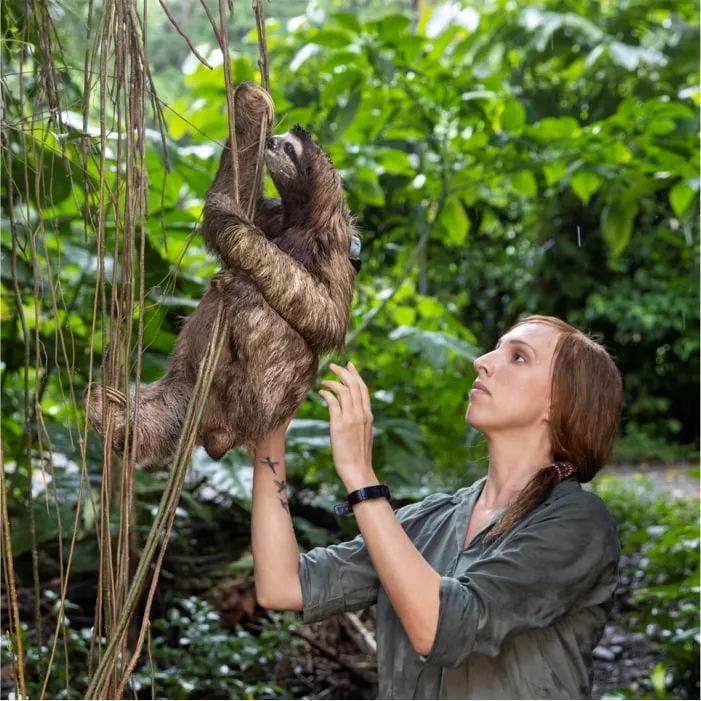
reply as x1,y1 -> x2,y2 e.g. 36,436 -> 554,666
85,82 -> 360,467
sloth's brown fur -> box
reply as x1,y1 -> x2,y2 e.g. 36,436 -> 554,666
85,82 -> 358,467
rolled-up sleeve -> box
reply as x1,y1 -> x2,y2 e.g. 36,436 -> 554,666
299,491 -> 455,625
424,493 -> 620,668
299,534 -> 379,624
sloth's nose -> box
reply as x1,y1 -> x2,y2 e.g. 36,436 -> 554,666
266,136 -> 279,150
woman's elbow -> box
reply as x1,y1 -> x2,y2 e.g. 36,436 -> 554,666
409,631 -> 435,658
255,584 -> 303,612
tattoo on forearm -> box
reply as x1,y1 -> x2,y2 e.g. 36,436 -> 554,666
279,498 -> 289,513
261,456 -> 278,474
274,479 -> 287,494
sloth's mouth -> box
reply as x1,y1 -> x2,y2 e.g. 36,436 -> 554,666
264,153 -> 296,181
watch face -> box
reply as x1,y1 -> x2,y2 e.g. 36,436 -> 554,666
334,501 -> 352,517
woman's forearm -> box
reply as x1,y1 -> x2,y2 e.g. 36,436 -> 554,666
251,432 -> 303,611
350,483 -> 441,656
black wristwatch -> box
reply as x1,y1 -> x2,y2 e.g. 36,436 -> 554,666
334,484 -> 391,517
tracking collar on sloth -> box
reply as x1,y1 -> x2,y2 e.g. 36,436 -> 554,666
349,235 -> 362,273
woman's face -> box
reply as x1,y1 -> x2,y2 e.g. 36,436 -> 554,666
466,322 -> 560,435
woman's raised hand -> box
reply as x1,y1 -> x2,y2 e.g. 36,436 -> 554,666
319,362 -> 377,492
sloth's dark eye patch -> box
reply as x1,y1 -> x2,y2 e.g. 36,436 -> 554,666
284,141 -> 297,164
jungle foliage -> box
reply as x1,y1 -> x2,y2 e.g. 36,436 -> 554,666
1,0 -> 699,698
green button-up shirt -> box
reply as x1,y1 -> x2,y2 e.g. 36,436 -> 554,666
299,477 -> 620,700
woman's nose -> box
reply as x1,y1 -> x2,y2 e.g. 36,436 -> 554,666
473,353 -> 492,376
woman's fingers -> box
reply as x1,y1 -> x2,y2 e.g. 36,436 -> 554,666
318,389 -> 341,418
346,361 -> 373,421
329,363 -> 366,415
320,379 -> 353,412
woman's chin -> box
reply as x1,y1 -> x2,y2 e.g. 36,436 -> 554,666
465,406 -> 481,430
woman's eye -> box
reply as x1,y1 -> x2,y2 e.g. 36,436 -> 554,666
284,142 -> 296,157
513,352 -> 525,363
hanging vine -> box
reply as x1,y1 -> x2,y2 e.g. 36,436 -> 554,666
1,0 -> 272,697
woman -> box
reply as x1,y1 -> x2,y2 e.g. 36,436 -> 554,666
251,315 -> 622,700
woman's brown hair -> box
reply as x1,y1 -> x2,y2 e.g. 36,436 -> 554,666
488,314 -> 623,540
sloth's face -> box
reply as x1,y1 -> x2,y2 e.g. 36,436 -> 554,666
265,125 -> 344,219
265,128 -> 309,194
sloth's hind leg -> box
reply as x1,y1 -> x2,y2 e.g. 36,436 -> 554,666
84,378 -> 191,469
84,382 -> 127,452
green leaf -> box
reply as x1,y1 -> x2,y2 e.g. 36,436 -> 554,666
375,14 -> 410,42
571,171 -> 603,205
669,181 -> 696,217
602,196 -> 639,256
1,244 -> 33,286
543,162 -> 567,187
393,306 -> 416,326
332,12 -> 362,34
533,116 -> 580,140
353,166 -> 385,207
501,101 -> 526,132
331,90 -> 362,138
389,326 -> 479,370
438,196 -> 470,245
651,662 -> 668,698
417,297 -> 444,319
376,148 -> 415,176
311,28 -> 354,49
322,69 -> 363,103
429,25 -> 461,61
511,170 -> 538,197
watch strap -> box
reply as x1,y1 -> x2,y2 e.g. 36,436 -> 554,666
334,484 -> 391,517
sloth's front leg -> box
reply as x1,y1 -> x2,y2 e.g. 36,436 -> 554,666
202,194 -> 349,353
203,82 -> 278,257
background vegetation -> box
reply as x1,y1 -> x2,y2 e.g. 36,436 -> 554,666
1,0 -> 698,698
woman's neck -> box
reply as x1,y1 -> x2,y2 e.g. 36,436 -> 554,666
480,432 -> 552,510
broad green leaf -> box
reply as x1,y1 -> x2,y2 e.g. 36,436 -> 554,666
0,294 -> 14,320
511,170 -> 538,197
393,306 -> 416,326
389,326 -> 479,370
543,162 -> 567,187
571,171 -> 603,205
311,28 -> 355,49
353,166 -> 385,207
11,501 -> 76,556
428,25 -> 462,61
322,69 -> 364,103
533,116 -> 580,140
332,12 -> 362,34
417,297 -> 444,319
1,244 -> 33,285
383,124 -> 426,140
438,195 -> 470,245
331,90 -> 362,138
602,196 -> 639,256
376,148 -> 415,176
669,181 -> 696,216
651,662 -> 668,698
375,14 -> 411,42
501,101 -> 526,132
